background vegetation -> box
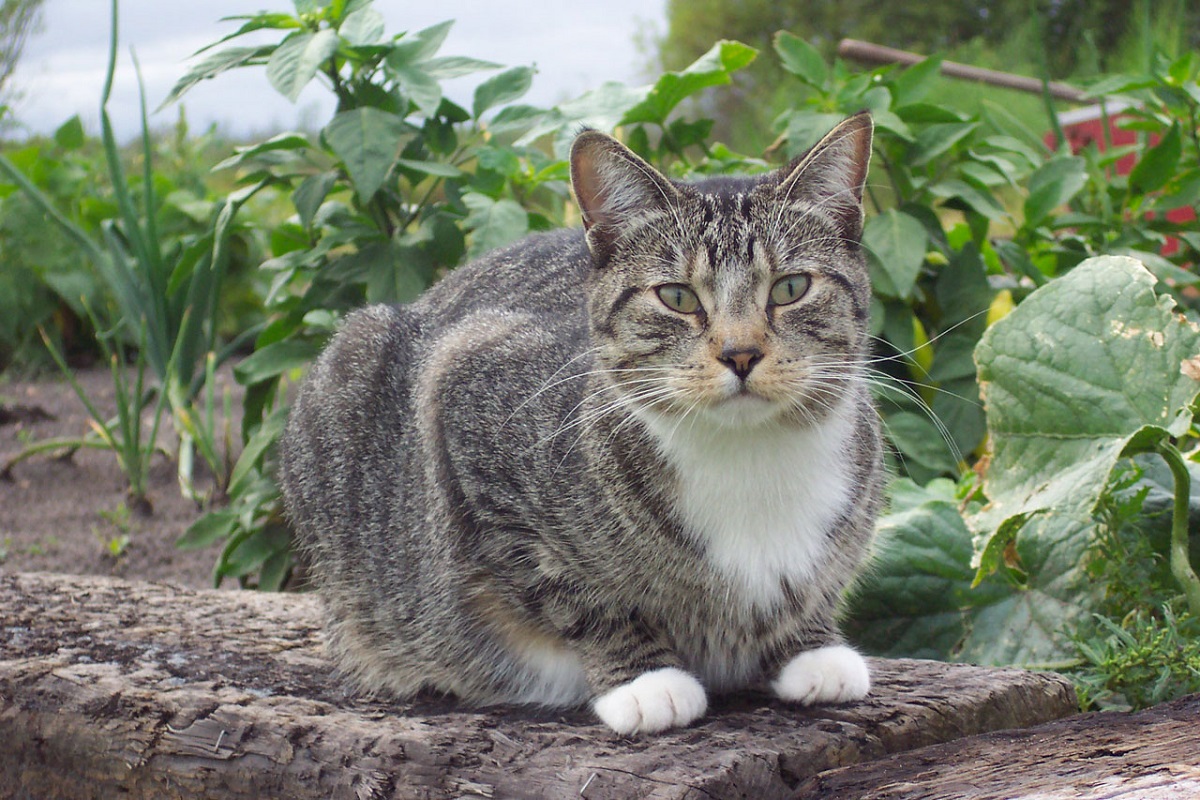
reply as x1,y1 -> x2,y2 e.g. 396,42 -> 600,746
2,0 -> 1198,712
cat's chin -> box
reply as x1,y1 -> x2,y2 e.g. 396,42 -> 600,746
697,393 -> 784,428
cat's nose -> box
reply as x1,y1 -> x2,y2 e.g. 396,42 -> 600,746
719,346 -> 763,380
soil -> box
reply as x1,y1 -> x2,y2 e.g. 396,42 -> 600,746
0,365 -> 241,589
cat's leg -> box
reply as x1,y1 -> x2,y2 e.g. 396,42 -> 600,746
771,643 -> 870,705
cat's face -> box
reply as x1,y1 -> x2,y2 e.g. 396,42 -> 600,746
570,114 -> 873,429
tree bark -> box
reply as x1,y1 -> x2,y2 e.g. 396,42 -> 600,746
1,572 -> 1078,799
794,692 -> 1200,799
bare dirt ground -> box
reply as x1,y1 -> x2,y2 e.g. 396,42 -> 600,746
0,366 -> 239,589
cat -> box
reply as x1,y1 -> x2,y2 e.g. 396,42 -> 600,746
279,112 -> 885,736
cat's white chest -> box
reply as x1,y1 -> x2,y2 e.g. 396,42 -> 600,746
640,403 -> 854,610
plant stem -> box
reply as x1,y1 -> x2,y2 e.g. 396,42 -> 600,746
1157,441 -> 1200,617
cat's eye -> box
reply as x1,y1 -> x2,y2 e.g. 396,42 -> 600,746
769,274 -> 811,307
656,284 -> 701,314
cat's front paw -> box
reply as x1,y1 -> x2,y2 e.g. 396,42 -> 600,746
592,667 -> 707,735
772,644 -> 870,706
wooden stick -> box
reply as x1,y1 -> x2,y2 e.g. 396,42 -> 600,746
837,38 -> 1086,103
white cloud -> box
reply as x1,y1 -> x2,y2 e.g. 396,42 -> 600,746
10,0 -> 663,139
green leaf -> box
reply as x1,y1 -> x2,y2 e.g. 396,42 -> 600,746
473,66 -> 535,118
387,20 -> 453,65
338,6 -> 384,46
862,209 -> 928,299
53,116 -> 85,150
234,338 -> 322,385
267,29 -> 339,102
161,45 -> 273,107
773,32 -> 827,88
392,63 -> 443,117
292,170 -> 339,230
463,193 -> 529,259
782,111 -> 845,158
619,40 -> 757,126
889,56 -> 943,106
1023,156 -> 1087,229
956,513 -> 1097,666
177,509 -> 238,550
394,158 -> 463,178
423,55 -> 501,80
1129,123 -> 1183,196
323,107 -> 408,199
971,256 -> 1200,579
911,122 -> 978,166
228,407 -> 289,498
928,178 -> 1005,221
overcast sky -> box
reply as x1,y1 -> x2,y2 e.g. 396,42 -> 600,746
12,0 -> 666,140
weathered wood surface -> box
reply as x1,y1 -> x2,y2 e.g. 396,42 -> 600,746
795,692 -> 1200,799
1,572 -> 1077,799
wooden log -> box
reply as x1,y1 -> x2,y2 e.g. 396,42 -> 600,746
0,572 -> 1078,799
794,692 -> 1200,799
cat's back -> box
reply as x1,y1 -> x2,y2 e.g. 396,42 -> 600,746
413,227 -> 592,333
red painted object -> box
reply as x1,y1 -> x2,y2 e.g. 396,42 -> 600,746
1047,102 -> 1195,256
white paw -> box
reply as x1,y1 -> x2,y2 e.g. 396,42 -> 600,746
772,644 -> 870,706
592,667 -> 707,735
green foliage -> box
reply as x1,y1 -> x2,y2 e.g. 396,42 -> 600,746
850,257 -> 1200,697
0,0 -> 266,503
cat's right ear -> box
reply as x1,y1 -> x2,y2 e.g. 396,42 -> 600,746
571,130 -> 680,259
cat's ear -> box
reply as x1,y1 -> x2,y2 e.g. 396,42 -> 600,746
571,130 -> 680,255
776,112 -> 873,240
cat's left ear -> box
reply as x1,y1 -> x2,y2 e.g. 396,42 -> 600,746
571,130 -> 680,260
776,112 -> 873,240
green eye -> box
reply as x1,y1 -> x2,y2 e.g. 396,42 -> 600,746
769,274 -> 811,306
656,284 -> 701,314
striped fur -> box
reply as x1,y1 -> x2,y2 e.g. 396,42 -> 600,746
280,113 -> 885,734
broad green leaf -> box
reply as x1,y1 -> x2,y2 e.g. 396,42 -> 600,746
619,40 -> 757,126
463,192 -> 528,259
212,131 -> 311,171
928,178 -> 1005,221
971,256 -> 1200,579
846,482 -> 1005,660
862,209 -> 928,299
782,111 -> 844,158
323,107 -> 408,199
292,170 -> 339,230
338,6 -> 384,46
886,410 -> 961,478
424,55 -> 501,80
1129,123 -> 1182,195
956,513 -> 1097,666
1023,156 -> 1087,229
387,20 -> 453,66
395,158 -> 463,178
473,66 -> 535,119
161,45 -> 273,107
517,81 -> 650,156
773,31 -> 827,88
267,29 -> 339,102
54,116 -> 85,149
391,63 -> 443,117
234,338 -> 322,385
177,509 -> 238,550
910,122 -> 978,166
888,56 -> 943,106
228,406 -> 290,497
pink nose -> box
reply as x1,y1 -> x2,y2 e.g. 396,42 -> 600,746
719,347 -> 763,380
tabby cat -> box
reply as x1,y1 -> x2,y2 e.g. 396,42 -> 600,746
280,112 -> 885,735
